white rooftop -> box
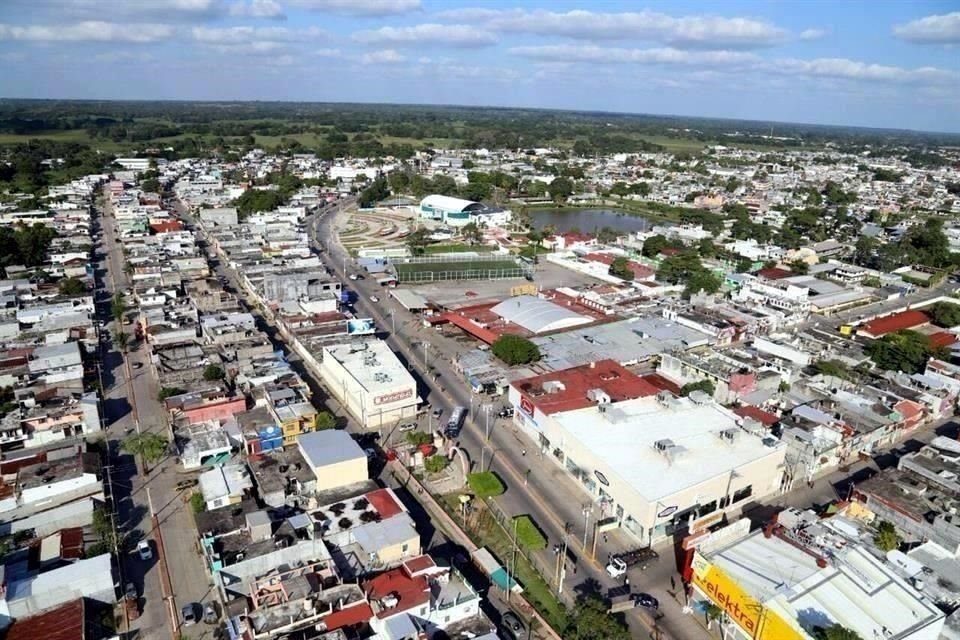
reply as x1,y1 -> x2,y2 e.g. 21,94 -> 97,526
491,295 -> 592,334
707,530 -> 945,640
554,394 -> 783,502
324,340 -> 416,394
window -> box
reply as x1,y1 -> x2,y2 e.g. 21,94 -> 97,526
698,500 -> 717,517
401,543 -> 409,553
732,485 -> 753,504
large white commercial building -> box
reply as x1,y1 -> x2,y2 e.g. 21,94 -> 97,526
686,509 -> 946,640
319,340 -> 418,428
509,362 -> 787,543
418,194 -> 512,228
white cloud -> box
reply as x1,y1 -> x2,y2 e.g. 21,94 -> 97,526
312,48 -> 343,58
93,51 -> 156,63
360,49 -> 406,64
0,21 -> 174,43
289,0 -> 421,16
229,0 -> 286,19
510,44 -> 758,67
799,28 -> 828,41
49,0 -> 227,20
353,23 -> 496,48
192,25 -> 326,44
775,57 -> 956,85
437,8 -> 787,49
894,12 -> 960,44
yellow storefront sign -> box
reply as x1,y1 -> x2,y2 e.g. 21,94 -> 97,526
691,552 -> 805,640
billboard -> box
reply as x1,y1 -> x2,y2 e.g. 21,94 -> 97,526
690,552 -> 804,640
347,318 -> 375,335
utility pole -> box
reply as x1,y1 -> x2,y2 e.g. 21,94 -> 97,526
507,516 -> 518,604
582,504 -> 592,549
148,487 -> 179,638
483,403 -> 492,441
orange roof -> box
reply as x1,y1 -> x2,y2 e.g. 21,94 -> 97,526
440,312 -> 499,345
860,310 -> 930,338
5,599 -> 84,640
757,267 -> 792,280
513,360 -> 659,415
367,488 -> 403,519
733,405 -> 780,427
324,602 -> 374,630
928,331 -> 957,348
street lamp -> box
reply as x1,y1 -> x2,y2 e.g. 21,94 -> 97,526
483,404 -> 492,441
582,504 -> 592,549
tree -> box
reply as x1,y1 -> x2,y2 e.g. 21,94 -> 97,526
203,364 -> 225,381
111,292 -> 127,323
865,330 -> 943,374
657,251 -> 706,285
929,302 -> 960,328
316,411 -> 336,430
121,432 -> 168,464
359,176 -> 390,208
641,234 -> 670,258
564,593 -> 631,640
189,492 -> 206,514
405,227 -> 431,256
595,226 -> 619,244
853,236 -> 877,267
491,334 -> 541,365
608,256 -> 634,281
819,624 -> 864,640
873,520 -> 902,552
113,330 -> 129,352
233,188 -> 285,217
406,431 -> 433,446
157,387 -> 185,401
680,379 -> 716,397
548,176 -> 574,203
812,360 -> 851,380
685,270 -> 722,296
58,276 -> 86,296
460,221 -> 483,245
698,237 -> 718,258
141,178 -> 160,193
790,259 -> 810,275
424,455 -> 449,473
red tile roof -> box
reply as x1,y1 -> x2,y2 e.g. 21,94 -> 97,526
513,360 -> 659,415
150,220 -> 184,233
402,554 -> 437,576
367,488 -> 404,519
928,331 -> 957,348
859,310 -> 930,338
640,373 -> 682,395
440,312 -> 499,345
733,405 -> 780,427
364,566 -> 430,619
584,253 -> 655,279
757,267 -> 792,280
5,599 -> 84,640
324,602 -> 374,630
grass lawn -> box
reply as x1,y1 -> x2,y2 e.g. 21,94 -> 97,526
439,495 -> 567,630
467,471 -> 505,498
394,259 -> 523,282
423,243 -> 496,254
633,134 -> 707,153
513,515 -> 548,551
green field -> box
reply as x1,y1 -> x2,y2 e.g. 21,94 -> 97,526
423,243 -> 496,255
394,258 -> 525,282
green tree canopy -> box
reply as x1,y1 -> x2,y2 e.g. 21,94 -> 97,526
865,330 -> 943,374
316,411 -> 336,430
685,270 -> 722,296
121,432 -> 168,464
819,625 -> 864,640
928,302 -> 960,328
812,360 -> 851,380
608,256 -> 634,281
233,188 -> 285,218
680,379 -> 716,397
359,176 -> 390,208
460,221 -> 483,245
492,334 -> 541,365
58,276 -> 87,296
203,364 -> 225,381
641,234 -> 671,258
405,227 -> 431,256
873,520 -> 902,552
564,593 -> 631,640
548,176 -> 574,202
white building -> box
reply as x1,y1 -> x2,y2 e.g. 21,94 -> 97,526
319,341 -> 418,428
508,369 -> 786,543
418,195 -> 511,228
733,275 -> 811,324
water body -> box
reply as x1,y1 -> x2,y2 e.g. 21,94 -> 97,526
529,208 -> 658,235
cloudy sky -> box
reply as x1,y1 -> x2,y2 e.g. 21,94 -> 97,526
2,0 -> 959,132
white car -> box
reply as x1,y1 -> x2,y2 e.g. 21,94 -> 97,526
348,274 -> 358,281
137,540 -> 153,561
370,295 -> 380,303
605,557 -> 627,578
398,422 -> 417,432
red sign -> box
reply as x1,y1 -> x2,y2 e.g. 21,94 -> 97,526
520,396 -> 534,416
373,389 -> 414,406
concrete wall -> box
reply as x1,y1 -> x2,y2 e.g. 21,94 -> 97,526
313,458 -> 368,493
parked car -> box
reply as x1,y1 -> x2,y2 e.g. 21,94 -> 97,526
500,611 -> 525,640
181,602 -> 200,626
175,478 -> 198,491
370,295 -> 380,303
203,602 -> 218,624
398,422 -> 418,432
634,593 -> 659,610
136,540 -> 152,561
348,274 -> 358,281
432,408 -> 443,419
498,407 -> 514,418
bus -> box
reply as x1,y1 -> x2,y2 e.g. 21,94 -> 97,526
445,406 -> 467,438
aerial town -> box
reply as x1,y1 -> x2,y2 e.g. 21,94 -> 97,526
0,127 -> 958,640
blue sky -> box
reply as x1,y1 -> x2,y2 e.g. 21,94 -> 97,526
2,0 -> 959,132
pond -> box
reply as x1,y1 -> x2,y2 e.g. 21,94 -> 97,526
529,208 -> 659,235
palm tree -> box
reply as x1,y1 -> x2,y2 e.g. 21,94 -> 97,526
113,330 -> 129,352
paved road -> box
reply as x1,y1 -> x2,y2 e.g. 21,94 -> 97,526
97,195 -> 217,640
310,204 -> 709,640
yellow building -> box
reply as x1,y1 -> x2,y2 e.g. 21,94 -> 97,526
297,430 -> 368,492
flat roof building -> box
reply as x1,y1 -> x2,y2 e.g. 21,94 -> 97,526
298,430 -> 368,492
507,382 -> 786,544
318,340 -> 418,429
490,295 -> 593,334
